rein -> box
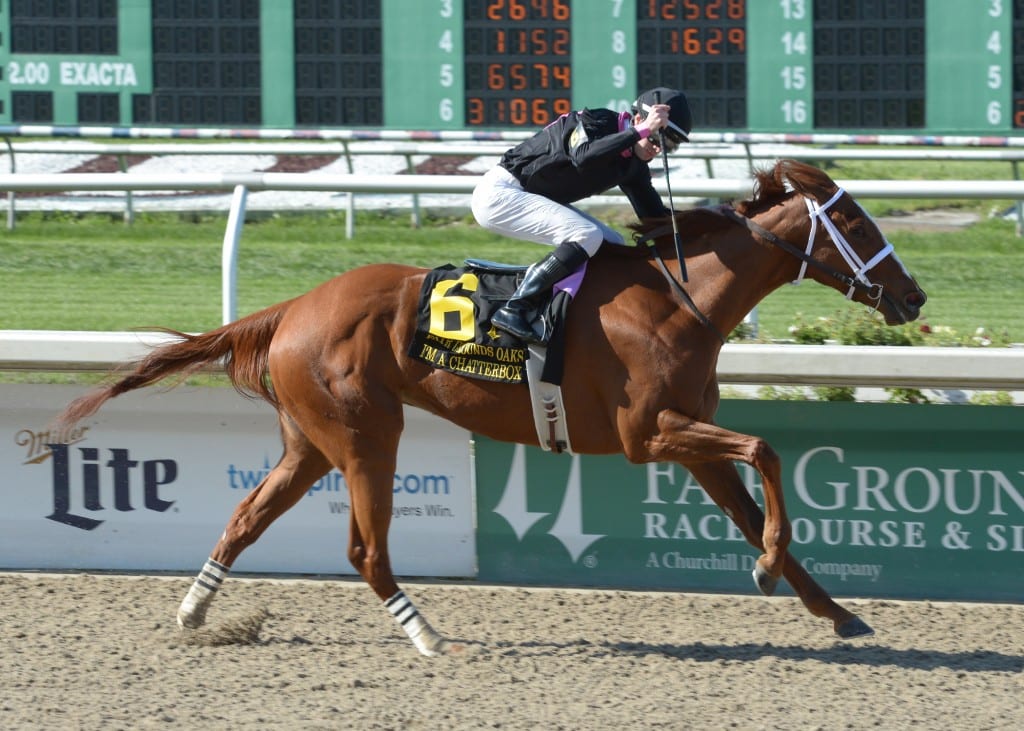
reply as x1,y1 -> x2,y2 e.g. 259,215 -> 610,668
645,239 -> 726,343
636,189 -> 899,340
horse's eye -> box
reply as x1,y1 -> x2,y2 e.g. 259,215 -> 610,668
848,222 -> 867,239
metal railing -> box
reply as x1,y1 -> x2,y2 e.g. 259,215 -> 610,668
6,136 -> 1024,232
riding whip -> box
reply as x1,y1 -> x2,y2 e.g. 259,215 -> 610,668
654,90 -> 688,282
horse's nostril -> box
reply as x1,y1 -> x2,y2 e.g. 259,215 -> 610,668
905,290 -> 927,309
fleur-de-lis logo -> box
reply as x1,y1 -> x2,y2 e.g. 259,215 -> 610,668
492,444 -> 604,563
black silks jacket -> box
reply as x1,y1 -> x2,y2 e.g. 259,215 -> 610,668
498,108 -> 670,219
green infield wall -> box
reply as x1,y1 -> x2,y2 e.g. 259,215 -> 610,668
475,401 -> 1024,602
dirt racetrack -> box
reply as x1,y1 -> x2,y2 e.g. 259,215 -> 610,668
1,572 -> 1021,730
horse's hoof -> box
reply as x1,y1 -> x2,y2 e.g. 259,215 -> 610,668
836,616 -> 875,639
752,565 -> 779,596
412,628 -> 454,657
415,638 -> 449,657
176,608 -> 206,630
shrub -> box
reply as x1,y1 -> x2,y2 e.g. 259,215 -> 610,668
814,386 -> 856,401
788,309 -> 924,345
969,391 -> 1015,406
787,310 -> 1013,348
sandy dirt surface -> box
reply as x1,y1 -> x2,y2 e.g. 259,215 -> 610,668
1,573 -> 1022,730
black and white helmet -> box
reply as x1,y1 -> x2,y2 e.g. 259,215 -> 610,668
633,87 -> 692,151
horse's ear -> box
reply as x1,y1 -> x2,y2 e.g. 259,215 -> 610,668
777,159 -> 837,202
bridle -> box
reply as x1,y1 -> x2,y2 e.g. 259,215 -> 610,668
719,188 -> 897,302
635,188 -> 901,341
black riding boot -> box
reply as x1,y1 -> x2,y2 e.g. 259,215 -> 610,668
491,241 -> 589,344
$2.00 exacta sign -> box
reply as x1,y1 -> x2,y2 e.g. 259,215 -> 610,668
474,401 -> 1024,602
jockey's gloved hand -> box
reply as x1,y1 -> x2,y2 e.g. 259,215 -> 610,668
635,104 -> 669,138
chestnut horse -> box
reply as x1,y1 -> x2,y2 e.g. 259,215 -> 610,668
56,160 -> 926,656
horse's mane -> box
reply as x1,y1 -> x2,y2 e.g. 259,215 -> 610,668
735,158 -> 835,216
625,158 -> 834,246
624,205 -> 735,248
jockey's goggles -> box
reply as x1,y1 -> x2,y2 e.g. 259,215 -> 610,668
657,125 -> 688,153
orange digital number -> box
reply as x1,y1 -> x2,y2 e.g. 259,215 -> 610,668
727,0 -> 744,20
552,64 -> 570,88
510,64 -> 527,90
728,27 -> 745,52
552,28 -> 569,55
508,99 -> 527,125
533,63 -> 549,89
487,63 -> 505,89
706,28 -> 722,55
532,98 -> 548,125
468,98 -> 484,125
682,27 -> 701,55
531,28 -> 548,54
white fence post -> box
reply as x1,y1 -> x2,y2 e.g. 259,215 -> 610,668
404,152 -> 422,228
117,154 -> 134,225
4,137 -> 15,231
222,185 -> 248,325
342,141 -> 355,239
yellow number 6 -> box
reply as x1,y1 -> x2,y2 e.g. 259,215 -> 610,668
428,273 -> 479,341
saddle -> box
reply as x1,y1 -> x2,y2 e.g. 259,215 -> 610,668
407,260 -> 580,453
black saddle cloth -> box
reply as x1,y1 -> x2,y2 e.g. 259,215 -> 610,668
407,262 -> 571,385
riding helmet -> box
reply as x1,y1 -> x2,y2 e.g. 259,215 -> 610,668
633,87 -> 692,151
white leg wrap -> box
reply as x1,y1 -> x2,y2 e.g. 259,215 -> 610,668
177,558 -> 229,629
385,591 -> 448,657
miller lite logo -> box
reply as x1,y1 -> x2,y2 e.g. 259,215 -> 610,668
16,426 -> 179,531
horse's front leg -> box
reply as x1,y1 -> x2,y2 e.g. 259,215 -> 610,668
645,409 -> 790,594
687,461 -> 873,639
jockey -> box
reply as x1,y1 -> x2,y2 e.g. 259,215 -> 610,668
471,87 -> 693,344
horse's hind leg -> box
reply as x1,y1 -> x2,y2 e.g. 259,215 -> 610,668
177,413 -> 332,629
333,425 -> 452,657
687,461 -> 873,639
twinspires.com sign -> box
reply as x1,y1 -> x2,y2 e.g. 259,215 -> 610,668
475,401 -> 1023,602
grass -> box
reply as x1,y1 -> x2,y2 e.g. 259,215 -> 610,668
1,154 -> 1022,344
2,210 -> 540,332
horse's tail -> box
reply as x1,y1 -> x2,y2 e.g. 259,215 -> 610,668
55,299 -> 294,429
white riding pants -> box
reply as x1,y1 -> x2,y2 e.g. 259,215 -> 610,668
471,165 -> 626,256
